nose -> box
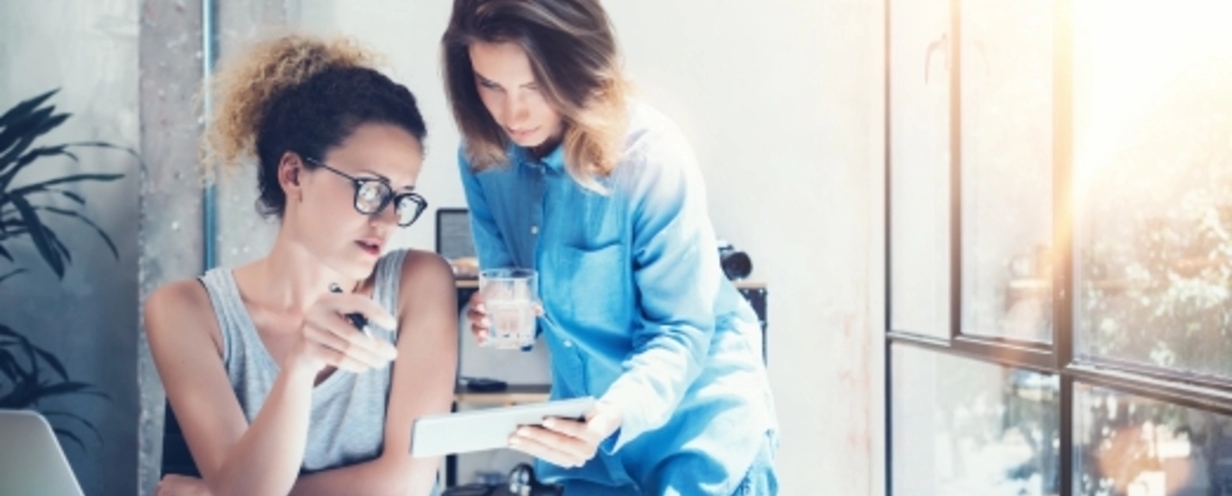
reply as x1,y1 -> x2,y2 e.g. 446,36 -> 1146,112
369,197 -> 399,228
502,91 -> 530,127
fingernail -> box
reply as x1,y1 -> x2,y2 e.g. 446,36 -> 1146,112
543,418 -> 556,428
508,438 -> 520,447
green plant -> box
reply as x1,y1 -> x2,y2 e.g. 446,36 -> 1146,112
0,89 -> 133,451
0,325 -> 106,450
0,89 -> 128,280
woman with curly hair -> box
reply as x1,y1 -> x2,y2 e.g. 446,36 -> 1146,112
145,34 -> 456,496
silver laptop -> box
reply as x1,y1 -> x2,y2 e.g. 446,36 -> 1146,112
0,409 -> 85,496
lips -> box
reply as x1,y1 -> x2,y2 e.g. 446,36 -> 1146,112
508,126 -> 539,140
356,239 -> 381,256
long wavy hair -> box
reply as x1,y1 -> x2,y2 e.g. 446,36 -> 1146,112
442,0 -> 630,189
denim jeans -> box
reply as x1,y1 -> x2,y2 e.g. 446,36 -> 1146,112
730,432 -> 779,496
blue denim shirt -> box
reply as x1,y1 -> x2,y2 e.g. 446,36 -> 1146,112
458,102 -> 777,494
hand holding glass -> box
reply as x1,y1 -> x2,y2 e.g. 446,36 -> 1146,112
473,268 -> 539,349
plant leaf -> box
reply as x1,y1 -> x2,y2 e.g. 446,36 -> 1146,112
12,331 -> 39,380
45,411 -> 104,447
8,196 -> 63,278
13,145 -> 78,172
0,89 -> 58,128
0,134 -> 38,179
40,207 -> 118,259
0,107 -> 59,172
0,140 -> 134,197
63,140 -> 139,159
0,268 -> 24,284
0,349 -> 19,381
37,224 -> 72,266
4,173 -> 124,199
0,244 -> 13,261
0,99 -> 57,159
31,381 -> 95,399
46,188 -> 85,205
30,346 -> 69,381
53,427 -> 86,452
25,113 -> 70,141
0,89 -> 57,129
1,113 -> 70,165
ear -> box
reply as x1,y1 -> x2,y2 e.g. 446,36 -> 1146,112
277,151 -> 305,202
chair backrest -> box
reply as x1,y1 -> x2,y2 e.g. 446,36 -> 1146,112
160,400 -> 201,478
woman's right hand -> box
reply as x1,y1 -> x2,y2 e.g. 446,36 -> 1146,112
467,290 -> 543,346
466,290 -> 492,346
292,292 -> 399,374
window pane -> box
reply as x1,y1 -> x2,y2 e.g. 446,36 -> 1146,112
1075,384 -> 1232,495
889,0 -> 952,337
1073,2 -> 1232,376
960,0 -> 1055,342
892,345 -> 1060,495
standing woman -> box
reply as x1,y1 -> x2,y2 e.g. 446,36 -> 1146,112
442,1 -> 778,494
146,34 -> 457,496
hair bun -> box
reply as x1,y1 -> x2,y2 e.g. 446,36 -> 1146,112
203,34 -> 380,178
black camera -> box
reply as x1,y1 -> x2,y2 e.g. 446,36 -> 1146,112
717,240 -> 752,280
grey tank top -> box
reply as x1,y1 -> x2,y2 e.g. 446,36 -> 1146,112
199,249 -> 408,473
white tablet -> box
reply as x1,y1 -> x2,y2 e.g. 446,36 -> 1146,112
410,397 -> 596,458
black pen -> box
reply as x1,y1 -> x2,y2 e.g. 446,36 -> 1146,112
329,283 -> 371,337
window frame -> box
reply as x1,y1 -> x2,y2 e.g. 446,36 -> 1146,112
884,1 -> 1232,494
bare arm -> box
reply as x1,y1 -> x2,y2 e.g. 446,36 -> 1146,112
288,251 -> 459,496
146,280 -> 396,496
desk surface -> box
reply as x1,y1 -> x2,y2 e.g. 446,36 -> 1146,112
454,384 -> 551,406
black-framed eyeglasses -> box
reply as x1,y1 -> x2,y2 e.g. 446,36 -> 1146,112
304,156 -> 428,227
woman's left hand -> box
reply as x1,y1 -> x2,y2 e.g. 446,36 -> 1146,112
508,401 -> 623,468
156,474 -> 213,496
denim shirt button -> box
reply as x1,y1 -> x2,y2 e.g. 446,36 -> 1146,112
530,225 -> 539,235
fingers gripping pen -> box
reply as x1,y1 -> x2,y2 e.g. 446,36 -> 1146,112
329,283 -> 371,337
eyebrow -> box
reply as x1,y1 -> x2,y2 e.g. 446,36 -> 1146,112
474,72 -> 499,87
474,71 -> 537,89
357,169 -> 416,191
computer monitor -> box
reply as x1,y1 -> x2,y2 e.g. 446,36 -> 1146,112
435,208 -> 476,261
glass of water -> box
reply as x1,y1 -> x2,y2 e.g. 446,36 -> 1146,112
479,268 -> 538,349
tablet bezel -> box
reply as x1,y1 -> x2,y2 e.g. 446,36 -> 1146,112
410,397 -> 597,458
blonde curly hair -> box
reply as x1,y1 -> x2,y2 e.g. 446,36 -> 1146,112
201,33 -> 380,180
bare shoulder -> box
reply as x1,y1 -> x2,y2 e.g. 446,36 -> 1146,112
397,249 -> 456,298
388,249 -> 456,322
144,278 -> 220,353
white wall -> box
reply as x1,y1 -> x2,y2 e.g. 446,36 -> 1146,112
0,1 -> 141,494
602,2 -> 886,493
265,0 -> 888,492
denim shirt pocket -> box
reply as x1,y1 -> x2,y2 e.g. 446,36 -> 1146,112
553,241 -> 627,332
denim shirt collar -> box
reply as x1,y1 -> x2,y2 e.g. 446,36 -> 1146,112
511,143 -> 565,171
